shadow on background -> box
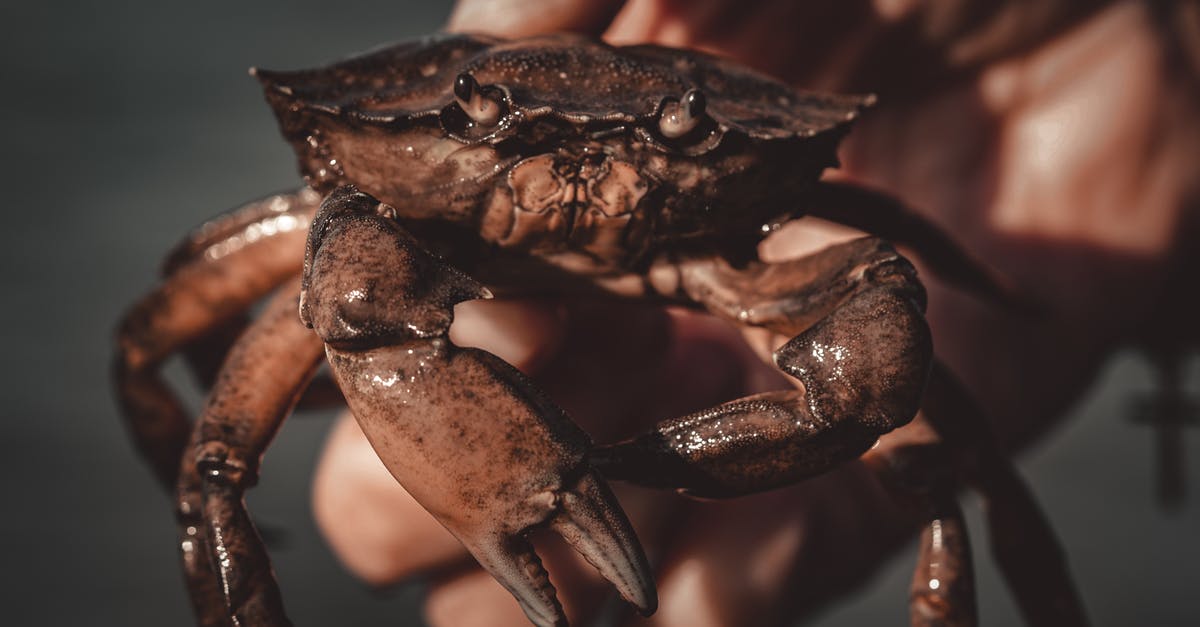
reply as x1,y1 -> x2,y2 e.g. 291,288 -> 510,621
0,1 -> 1195,626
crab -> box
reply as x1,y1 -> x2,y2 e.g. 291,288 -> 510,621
115,33 -> 1090,627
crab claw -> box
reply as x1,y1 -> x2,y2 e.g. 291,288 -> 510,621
463,469 -> 657,626
304,186 -> 656,626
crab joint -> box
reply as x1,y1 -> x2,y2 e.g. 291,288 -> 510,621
454,72 -> 503,127
658,88 -> 706,139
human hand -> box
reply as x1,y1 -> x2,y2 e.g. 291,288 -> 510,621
313,1 -> 1200,625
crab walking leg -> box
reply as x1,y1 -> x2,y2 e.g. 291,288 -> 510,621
595,236 -> 932,496
181,278 -> 325,627
114,203 -> 312,489
177,439 -> 233,627
161,188 -> 320,276
164,190 -> 317,384
862,435 -> 978,627
134,189 -> 323,396
909,494 -> 975,626
179,313 -> 346,411
921,363 -> 1089,627
305,186 -> 655,627
807,181 -> 1020,307
594,238 -> 982,624
156,189 -> 340,406
173,327 -> 251,626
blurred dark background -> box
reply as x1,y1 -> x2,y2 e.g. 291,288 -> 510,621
1,1 -> 1196,625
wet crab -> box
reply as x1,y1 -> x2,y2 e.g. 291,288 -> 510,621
115,33 -> 1089,627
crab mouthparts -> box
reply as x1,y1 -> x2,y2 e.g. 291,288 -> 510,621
510,152 -> 649,219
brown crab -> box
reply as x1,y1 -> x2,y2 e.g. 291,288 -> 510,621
115,33 -> 1089,627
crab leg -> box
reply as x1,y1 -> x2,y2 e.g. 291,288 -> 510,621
807,181 -> 1021,307
161,189 -> 320,388
598,237 -> 1085,626
596,236 -> 932,495
177,309 -> 346,411
304,186 -> 655,627
861,425 -> 978,627
152,190 -> 345,406
180,277 -> 325,627
595,237 -> 987,623
160,189 -> 320,276
114,193 -> 315,489
920,363 -> 1089,627
910,494 -> 975,626
177,451 -> 232,627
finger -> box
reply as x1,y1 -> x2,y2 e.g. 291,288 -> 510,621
447,0 -> 627,38
603,0 -> 878,87
450,298 -> 568,375
537,302 -> 766,440
313,413 -> 469,585
623,463 -> 913,627
626,490 -> 811,627
426,566 -> 534,627
532,301 -> 673,442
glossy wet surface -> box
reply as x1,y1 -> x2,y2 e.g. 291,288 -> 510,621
1,1 -> 1197,625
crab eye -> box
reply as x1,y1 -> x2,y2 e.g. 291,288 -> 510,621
453,72 -> 503,127
658,89 -> 707,139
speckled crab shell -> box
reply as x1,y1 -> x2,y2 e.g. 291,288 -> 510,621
254,32 -> 875,156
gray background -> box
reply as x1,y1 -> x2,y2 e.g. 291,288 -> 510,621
1,1 -> 1197,625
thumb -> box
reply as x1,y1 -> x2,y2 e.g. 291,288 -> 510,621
447,0 -> 627,38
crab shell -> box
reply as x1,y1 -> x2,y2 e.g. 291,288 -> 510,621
254,33 -> 874,270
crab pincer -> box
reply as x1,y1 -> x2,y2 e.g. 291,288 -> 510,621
301,186 -> 655,626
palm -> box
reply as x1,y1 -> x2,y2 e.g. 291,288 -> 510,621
314,2 -> 1199,625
